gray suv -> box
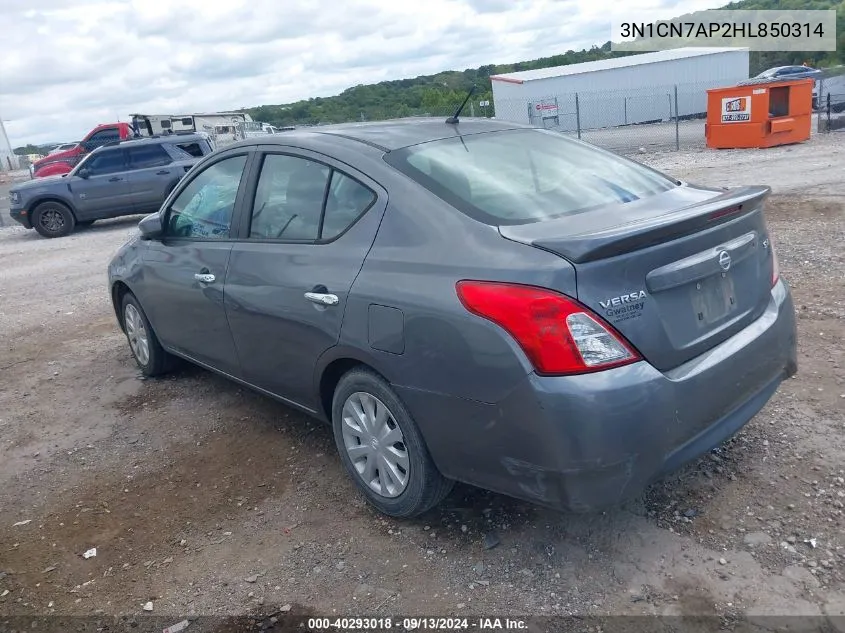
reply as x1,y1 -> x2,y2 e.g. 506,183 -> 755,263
9,133 -> 214,238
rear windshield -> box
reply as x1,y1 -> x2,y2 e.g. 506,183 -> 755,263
384,128 -> 679,225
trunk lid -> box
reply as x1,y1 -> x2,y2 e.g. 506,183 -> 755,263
499,184 -> 776,372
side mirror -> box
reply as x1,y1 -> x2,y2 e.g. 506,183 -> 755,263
77,168 -> 90,179
138,211 -> 164,240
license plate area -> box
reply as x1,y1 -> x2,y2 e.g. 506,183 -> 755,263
691,273 -> 736,326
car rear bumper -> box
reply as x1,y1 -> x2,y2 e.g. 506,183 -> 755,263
398,278 -> 797,512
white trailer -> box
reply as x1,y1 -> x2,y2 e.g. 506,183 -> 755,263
0,115 -> 20,172
491,47 -> 749,132
238,121 -> 296,138
130,112 -> 254,147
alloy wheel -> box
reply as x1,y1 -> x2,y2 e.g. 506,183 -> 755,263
39,209 -> 65,233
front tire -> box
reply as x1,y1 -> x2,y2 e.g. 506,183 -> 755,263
32,202 -> 76,238
332,368 -> 454,518
121,292 -> 175,377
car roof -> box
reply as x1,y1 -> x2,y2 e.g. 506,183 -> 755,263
126,133 -> 208,145
93,133 -> 209,153
779,65 -> 814,72
239,117 -> 535,152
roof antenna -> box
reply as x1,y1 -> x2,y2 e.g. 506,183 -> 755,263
446,85 -> 477,125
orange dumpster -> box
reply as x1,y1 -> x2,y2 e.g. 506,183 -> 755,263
705,77 -> 813,149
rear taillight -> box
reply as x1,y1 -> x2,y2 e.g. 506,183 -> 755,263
455,281 -> 642,376
770,236 -> 780,287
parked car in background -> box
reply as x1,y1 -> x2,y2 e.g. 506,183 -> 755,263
10,133 -> 214,238
754,65 -> 822,81
754,65 -> 830,111
814,70 -> 845,112
107,118 -> 797,519
48,142 -> 80,155
240,121 -> 295,137
31,122 -> 136,178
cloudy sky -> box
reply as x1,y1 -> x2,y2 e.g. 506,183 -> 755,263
2,0 -> 724,147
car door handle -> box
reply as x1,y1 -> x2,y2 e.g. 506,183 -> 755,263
108,176 -> 123,182
156,170 -> 170,175
194,273 -> 216,283
304,292 -> 339,306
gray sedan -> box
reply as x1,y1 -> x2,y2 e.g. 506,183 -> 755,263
107,118 -> 797,518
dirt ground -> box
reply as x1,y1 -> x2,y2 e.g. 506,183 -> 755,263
0,135 -> 843,629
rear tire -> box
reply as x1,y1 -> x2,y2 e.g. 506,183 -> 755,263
331,368 -> 454,518
32,202 -> 76,238
121,292 -> 176,377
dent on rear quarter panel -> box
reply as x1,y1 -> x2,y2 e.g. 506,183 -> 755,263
341,177 -> 579,405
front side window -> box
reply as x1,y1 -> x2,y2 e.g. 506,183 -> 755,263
127,144 -> 172,169
384,129 -> 678,226
249,154 -> 330,240
85,149 -> 125,176
166,154 -> 247,239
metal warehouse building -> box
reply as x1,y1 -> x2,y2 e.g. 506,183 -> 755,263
491,47 -> 749,132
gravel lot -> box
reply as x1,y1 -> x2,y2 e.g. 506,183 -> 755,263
0,136 -> 843,629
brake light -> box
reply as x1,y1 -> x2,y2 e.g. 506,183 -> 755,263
455,281 -> 642,375
770,236 -> 780,286
708,205 -> 743,222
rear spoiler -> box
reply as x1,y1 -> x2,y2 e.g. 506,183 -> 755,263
499,185 -> 771,264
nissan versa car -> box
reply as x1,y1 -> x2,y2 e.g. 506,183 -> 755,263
107,117 -> 797,518
10,133 -> 214,238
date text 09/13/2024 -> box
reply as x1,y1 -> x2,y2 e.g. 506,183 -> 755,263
306,617 -> 528,630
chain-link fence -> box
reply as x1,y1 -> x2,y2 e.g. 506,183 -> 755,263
293,80 -> 716,154
492,80 -> 730,154
816,66 -> 845,133
295,73 -> 843,155
297,96 -> 705,155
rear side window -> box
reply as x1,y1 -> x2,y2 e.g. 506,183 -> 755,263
248,154 -> 375,241
322,171 -> 376,240
164,144 -> 195,161
174,142 -> 206,158
384,129 -> 678,225
249,154 -> 330,240
127,144 -> 171,169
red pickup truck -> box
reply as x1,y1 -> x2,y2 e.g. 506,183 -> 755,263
31,122 -> 135,178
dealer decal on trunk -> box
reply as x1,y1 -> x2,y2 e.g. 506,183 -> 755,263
600,290 -> 647,322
